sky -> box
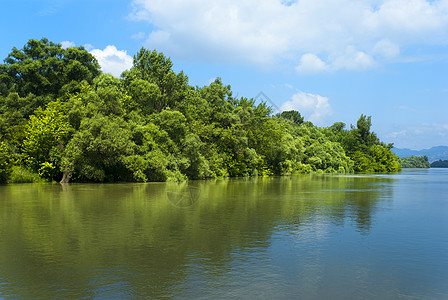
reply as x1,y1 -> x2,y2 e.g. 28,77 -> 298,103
1,0 -> 448,150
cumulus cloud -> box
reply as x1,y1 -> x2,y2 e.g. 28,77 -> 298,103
61,41 -> 76,49
296,54 -> 328,74
59,42 -> 133,77
372,39 -> 400,59
331,46 -> 377,71
280,91 -> 333,126
90,46 -> 133,77
129,0 -> 448,72
296,46 -> 377,73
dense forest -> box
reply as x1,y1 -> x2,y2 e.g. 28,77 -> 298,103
0,39 -> 401,183
430,160 -> 448,168
398,156 -> 430,168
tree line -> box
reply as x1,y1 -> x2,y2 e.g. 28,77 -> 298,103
398,156 -> 430,168
430,160 -> 448,168
0,39 -> 401,183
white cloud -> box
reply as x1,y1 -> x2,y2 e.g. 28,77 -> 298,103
61,41 -> 96,52
388,130 -> 407,138
146,30 -> 176,51
372,39 -> 400,59
385,123 -> 448,149
83,44 -> 95,51
280,91 -> 333,126
61,41 -> 76,49
129,0 -> 448,72
131,32 -> 146,40
364,0 -> 448,38
296,46 -> 377,73
331,46 -> 377,71
90,46 -> 133,77
296,54 -> 328,74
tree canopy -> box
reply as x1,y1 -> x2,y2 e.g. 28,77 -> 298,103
430,160 -> 448,168
0,38 -> 100,98
0,38 -> 401,183
399,156 -> 430,168
323,114 -> 401,173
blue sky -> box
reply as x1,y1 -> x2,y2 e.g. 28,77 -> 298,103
1,0 -> 448,150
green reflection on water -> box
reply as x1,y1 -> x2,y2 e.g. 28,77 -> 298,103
0,175 -> 393,298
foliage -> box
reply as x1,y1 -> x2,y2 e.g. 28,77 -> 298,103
22,100 -> 72,172
0,38 -> 402,183
276,110 -> 304,125
62,114 -> 134,182
0,141 -> 12,183
430,160 -> 448,168
122,48 -> 190,112
324,114 -> 401,173
0,38 -> 100,98
8,165 -> 43,183
399,156 -> 430,168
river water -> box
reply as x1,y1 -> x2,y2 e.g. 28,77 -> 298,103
0,169 -> 447,299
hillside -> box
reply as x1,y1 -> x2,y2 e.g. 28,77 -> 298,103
392,146 -> 448,162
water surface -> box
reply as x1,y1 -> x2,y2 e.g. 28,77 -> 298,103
1,169 -> 447,299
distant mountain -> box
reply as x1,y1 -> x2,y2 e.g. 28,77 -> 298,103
392,146 -> 448,162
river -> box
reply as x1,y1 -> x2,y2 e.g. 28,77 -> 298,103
0,168 -> 447,299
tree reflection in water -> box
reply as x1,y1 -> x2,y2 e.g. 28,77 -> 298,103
0,174 -> 394,298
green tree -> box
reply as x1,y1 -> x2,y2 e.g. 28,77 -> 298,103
61,114 -> 134,182
352,114 -> 379,150
324,115 -> 400,173
277,110 -> 304,125
22,100 -> 72,175
399,155 -> 430,168
182,133 -> 211,179
368,144 -> 401,172
0,141 -> 12,183
0,38 -> 100,98
123,48 -> 190,112
430,160 -> 448,168
126,79 -> 161,114
0,39 -> 405,182
0,93 -> 36,147
122,119 -> 187,182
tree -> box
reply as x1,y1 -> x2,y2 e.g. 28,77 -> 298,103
430,160 -> 448,168
197,78 -> 237,127
22,100 -> 72,175
369,144 -> 401,172
0,38 -> 100,98
399,156 -> 430,168
0,39 -> 404,182
123,48 -> 190,112
150,109 -> 188,146
323,115 -> 400,173
61,114 -> 134,182
126,79 -> 161,115
353,114 -> 379,149
0,93 -> 37,147
277,110 -> 304,125
329,122 -> 346,132
182,133 -> 211,179
0,141 -> 12,183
